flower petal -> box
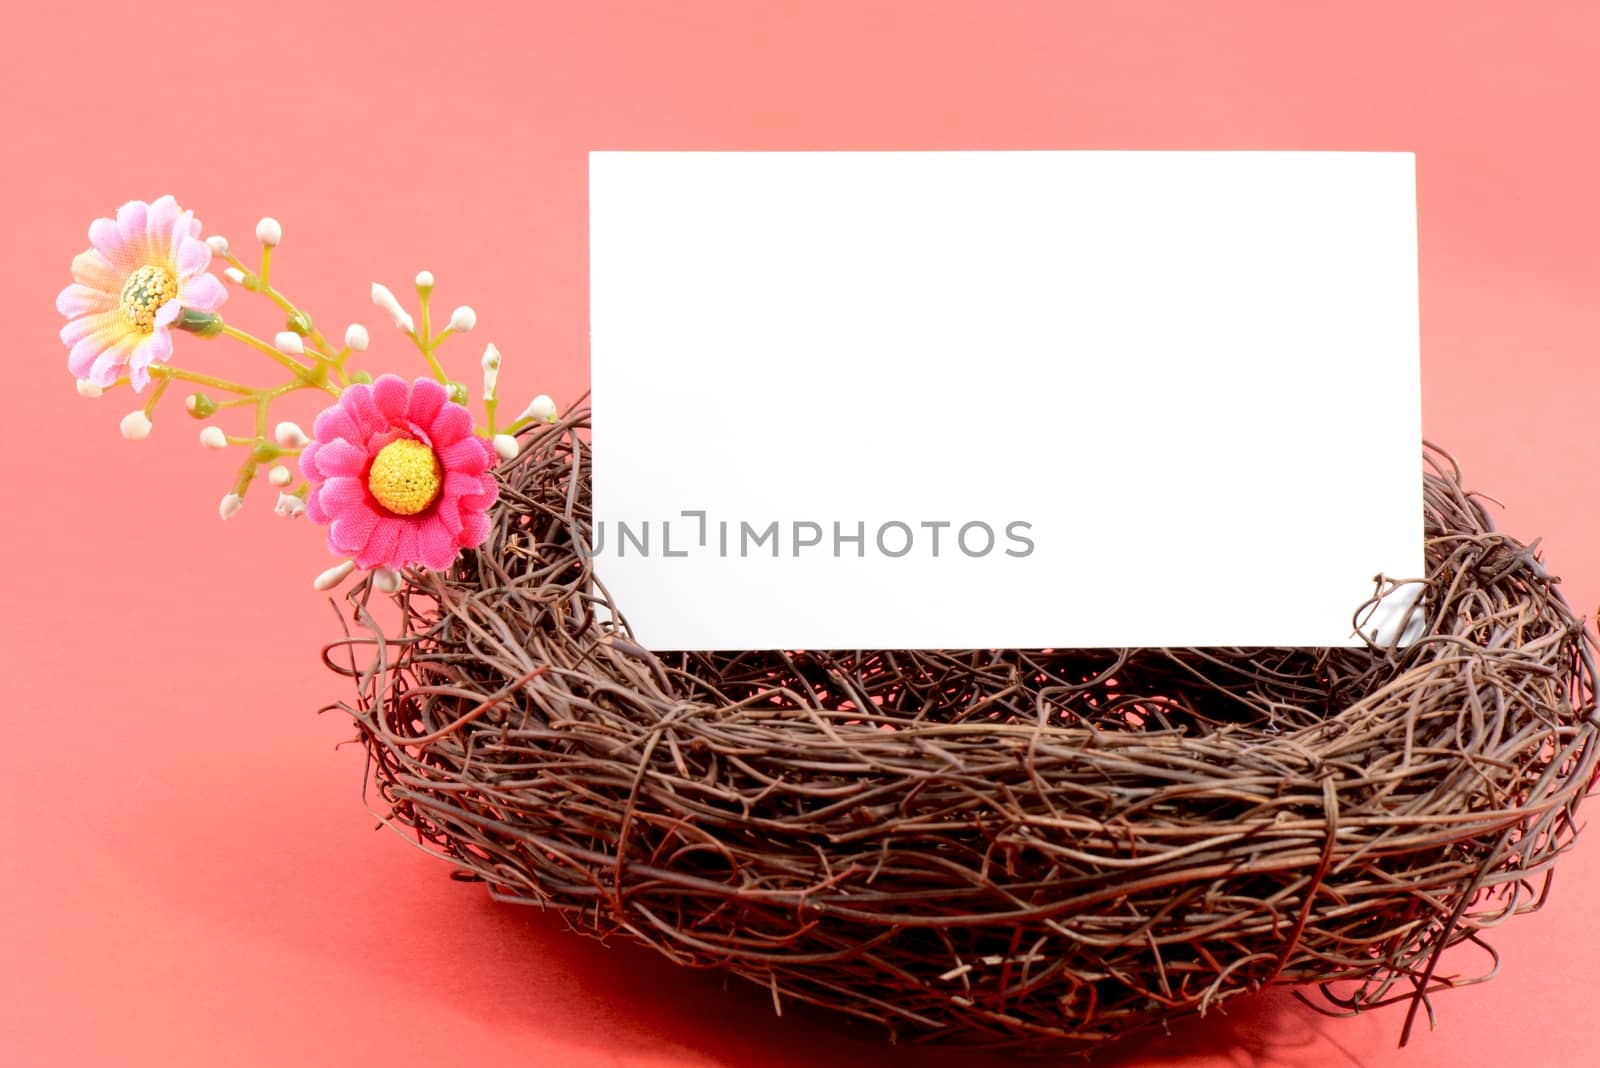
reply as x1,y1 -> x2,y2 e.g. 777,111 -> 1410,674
163,209 -> 193,268
300,441 -> 325,482
127,330 -> 172,392
305,485 -> 330,525
436,473 -> 482,537
179,271 -> 226,312
416,515 -> 459,570
340,383 -> 388,439
405,378 -> 447,429
427,402 -> 473,447
88,335 -> 138,387
154,299 -> 181,329
311,439 -> 368,478
435,494 -> 463,538
459,472 -> 500,512
330,507 -> 383,558
89,217 -> 133,269
57,283 -> 114,318
356,520 -> 402,570
68,331 -> 111,379
116,200 -> 149,246
458,508 -> 491,549
145,197 -> 180,262
174,232 -> 210,277
131,328 -> 171,370
69,248 -> 120,292
61,310 -> 116,348
437,436 -> 490,476
318,476 -> 369,516
391,524 -> 420,571
372,375 -> 410,422
313,405 -> 362,444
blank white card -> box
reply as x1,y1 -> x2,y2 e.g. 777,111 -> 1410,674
590,152 -> 1422,650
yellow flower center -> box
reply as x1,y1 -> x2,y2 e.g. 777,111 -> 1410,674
367,438 -> 442,515
119,264 -> 179,333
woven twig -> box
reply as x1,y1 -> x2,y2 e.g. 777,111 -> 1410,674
324,409 -> 1599,1051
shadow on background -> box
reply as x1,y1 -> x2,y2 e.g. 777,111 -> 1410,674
449,890 -> 1391,1067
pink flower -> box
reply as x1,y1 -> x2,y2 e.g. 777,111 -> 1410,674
301,375 -> 499,571
56,196 -> 227,392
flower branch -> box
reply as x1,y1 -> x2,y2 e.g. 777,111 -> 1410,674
58,195 -> 563,589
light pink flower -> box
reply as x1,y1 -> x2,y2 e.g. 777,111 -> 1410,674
301,375 -> 499,571
57,196 -> 226,392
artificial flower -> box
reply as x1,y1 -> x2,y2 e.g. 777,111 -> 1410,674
57,195 -> 226,391
301,375 -> 498,571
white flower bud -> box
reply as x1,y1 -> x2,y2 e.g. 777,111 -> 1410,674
414,270 -> 434,290
206,235 -> 229,255
274,331 -> 304,355
344,323 -> 369,351
448,306 -> 477,333
268,464 -> 293,486
519,394 -> 558,425
493,434 -> 520,461
480,342 -> 501,399
274,492 -> 306,518
274,421 -> 309,448
223,267 -> 246,285
199,426 -> 227,450
371,567 -> 402,593
313,559 -> 357,590
76,379 -> 103,398
255,217 -> 282,247
119,410 -> 152,440
219,493 -> 243,520
371,282 -> 415,333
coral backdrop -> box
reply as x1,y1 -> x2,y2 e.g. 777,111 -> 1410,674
4,2 -> 1598,1066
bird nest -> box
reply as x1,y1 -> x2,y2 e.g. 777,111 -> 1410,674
326,408 -> 1600,1051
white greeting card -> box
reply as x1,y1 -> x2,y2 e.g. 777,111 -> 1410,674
589,151 -> 1422,650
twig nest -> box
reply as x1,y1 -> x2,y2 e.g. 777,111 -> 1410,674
329,410 -> 1599,1051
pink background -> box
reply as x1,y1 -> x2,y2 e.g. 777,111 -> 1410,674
5,2 -> 1599,1065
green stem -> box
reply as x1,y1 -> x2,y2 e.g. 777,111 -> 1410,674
261,282 -> 337,356
218,324 -> 336,394
151,365 -> 256,396
154,237 -> 362,505
141,375 -> 171,417
232,454 -> 257,497
420,344 -> 447,382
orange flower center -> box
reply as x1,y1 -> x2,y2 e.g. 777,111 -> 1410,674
119,264 -> 179,333
368,439 -> 442,515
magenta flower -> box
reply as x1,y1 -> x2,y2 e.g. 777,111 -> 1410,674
301,375 -> 499,571
56,196 -> 226,392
